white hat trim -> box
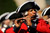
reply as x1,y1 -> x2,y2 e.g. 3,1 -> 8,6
5,11 -> 16,19
44,7 -> 50,16
41,8 -> 47,16
0,12 -> 9,19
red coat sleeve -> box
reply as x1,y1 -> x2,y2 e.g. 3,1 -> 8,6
36,19 -> 50,33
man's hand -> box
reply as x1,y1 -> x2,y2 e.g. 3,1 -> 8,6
23,16 -> 32,26
14,18 -> 23,27
46,18 -> 50,25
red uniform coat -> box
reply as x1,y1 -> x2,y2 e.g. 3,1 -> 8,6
6,19 -> 50,33
0,29 -> 3,33
36,19 -> 50,33
6,23 -> 29,33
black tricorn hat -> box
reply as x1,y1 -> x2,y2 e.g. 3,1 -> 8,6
17,1 -> 40,13
5,11 -> 23,20
42,7 -> 50,16
0,12 -> 9,23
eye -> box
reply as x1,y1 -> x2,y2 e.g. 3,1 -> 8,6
29,9 -> 34,12
34,9 -> 36,11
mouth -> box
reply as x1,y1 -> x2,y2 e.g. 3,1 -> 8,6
33,13 -> 36,15
31,15 -> 37,18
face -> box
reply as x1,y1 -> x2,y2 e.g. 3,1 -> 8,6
44,15 -> 50,23
43,15 -> 48,20
46,18 -> 50,22
28,9 -> 36,17
3,19 -> 10,25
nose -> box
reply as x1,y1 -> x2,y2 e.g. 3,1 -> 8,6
32,11 -> 36,15
32,11 -> 36,14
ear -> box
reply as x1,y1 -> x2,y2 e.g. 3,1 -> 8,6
21,11 -> 28,16
25,11 -> 28,15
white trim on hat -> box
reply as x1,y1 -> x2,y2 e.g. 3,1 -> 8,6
0,12 -> 9,20
41,7 -> 50,17
16,8 -> 19,13
5,11 -> 16,19
41,8 -> 47,16
17,1 -> 35,13
43,7 -> 50,16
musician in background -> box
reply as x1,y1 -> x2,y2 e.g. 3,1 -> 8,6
0,12 -> 10,33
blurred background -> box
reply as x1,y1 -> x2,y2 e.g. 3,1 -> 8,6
0,0 -> 50,15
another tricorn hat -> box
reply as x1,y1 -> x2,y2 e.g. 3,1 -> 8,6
0,12 -> 9,22
42,7 -> 50,16
5,11 -> 23,20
